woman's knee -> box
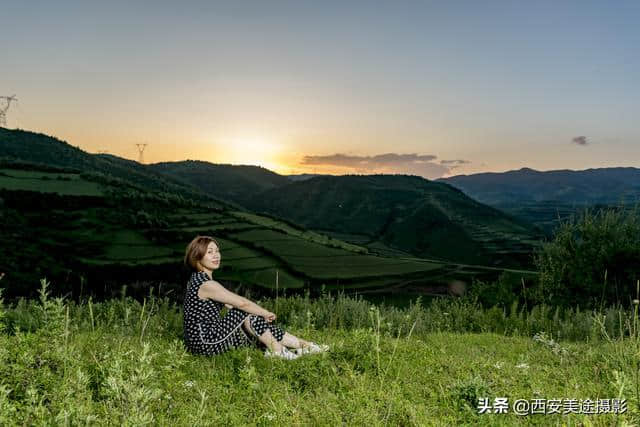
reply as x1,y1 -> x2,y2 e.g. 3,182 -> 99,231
242,317 -> 257,337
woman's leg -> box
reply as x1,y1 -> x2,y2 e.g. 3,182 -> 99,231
280,332 -> 311,349
242,315 -> 321,352
242,317 -> 284,352
243,317 -> 311,349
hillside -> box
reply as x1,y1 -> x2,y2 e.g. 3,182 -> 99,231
244,175 -> 541,267
148,161 -> 290,207
149,160 -> 543,267
0,127 -> 543,268
0,127 -> 221,206
0,127 -> 539,299
0,159 -> 513,301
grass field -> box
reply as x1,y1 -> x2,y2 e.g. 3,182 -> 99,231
229,229 -> 445,280
74,218 -> 515,291
1,282 -> 638,425
0,169 -> 104,196
230,212 -> 368,253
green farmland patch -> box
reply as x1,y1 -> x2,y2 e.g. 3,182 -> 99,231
103,245 -> 176,260
174,222 -> 257,234
0,169 -> 78,179
214,238 -> 281,271
240,267 -> 305,289
167,212 -> 226,222
110,230 -> 152,245
80,256 -> 181,266
93,230 -> 176,260
229,229 -> 444,280
0,169 -> 103,196
230,211 -> 367,253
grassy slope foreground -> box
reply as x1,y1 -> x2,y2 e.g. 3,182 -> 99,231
1,284 -> 638,425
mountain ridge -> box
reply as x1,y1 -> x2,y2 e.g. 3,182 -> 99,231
439,166 -> 640,205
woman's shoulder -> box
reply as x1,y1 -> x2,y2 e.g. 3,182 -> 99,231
188,271 -> 211,286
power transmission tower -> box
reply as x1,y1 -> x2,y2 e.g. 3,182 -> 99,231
136,143 -> 147,164
0,95 -> 17,127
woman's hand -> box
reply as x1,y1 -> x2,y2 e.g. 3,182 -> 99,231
263,311 -> 276,323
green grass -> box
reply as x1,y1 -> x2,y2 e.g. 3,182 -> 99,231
230,229 -> 444,280
97,230 -> 176,260
216,238 -> 292,276
230,211 -> 367,253
80,256 -> 182,266
239,268 -> 305,289
102,246 -> 177,260
1,280 -> 639,425
175,222 -> 257,233
167,212 -> 227,222
0,169 -> 104,196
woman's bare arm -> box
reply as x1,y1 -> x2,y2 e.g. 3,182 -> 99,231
198,280 -> 275,321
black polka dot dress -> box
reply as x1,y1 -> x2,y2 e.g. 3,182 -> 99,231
183,271 -> 285,356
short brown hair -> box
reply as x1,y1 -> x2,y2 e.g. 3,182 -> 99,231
184,235 -> 220,271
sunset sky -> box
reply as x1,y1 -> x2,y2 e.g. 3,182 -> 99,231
3,1 -> 639,178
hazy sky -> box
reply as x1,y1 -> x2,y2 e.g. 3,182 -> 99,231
2,1 -> 639,177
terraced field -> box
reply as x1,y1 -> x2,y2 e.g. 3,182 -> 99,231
228,229 -> 444,280
2,165 -> 536,297
229,211 -> 366,252
0,169 -> 103,196
73,207 -> 509,292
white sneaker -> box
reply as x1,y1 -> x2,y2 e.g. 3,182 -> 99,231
296,342 -> 329,356
265,348 -> 299,360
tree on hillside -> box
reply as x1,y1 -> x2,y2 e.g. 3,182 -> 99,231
532,205 -> 640,308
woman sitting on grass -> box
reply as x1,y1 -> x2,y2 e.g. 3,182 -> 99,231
183,235 -> 328,360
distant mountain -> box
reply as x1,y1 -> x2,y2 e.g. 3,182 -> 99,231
439,167 -> 640,235
286,173 -> 326,182
439,167 -> 640,206
148,161 -> 290,207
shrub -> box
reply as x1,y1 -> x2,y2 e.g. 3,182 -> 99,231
0,286 -> 5,334
532,206 -> 640,308
467,272 -> 523,308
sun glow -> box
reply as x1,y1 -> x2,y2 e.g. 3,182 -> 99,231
218,135 -> 291,174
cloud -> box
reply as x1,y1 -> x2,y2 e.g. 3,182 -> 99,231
300,153 -> 469,179
440,159 -> 471,165
572,136 -> 588,145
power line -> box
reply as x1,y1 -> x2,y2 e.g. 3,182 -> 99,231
136,143 -> 147,164
0,95 -> 17,127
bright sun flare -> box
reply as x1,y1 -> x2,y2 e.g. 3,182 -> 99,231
222,136 -> 288,173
